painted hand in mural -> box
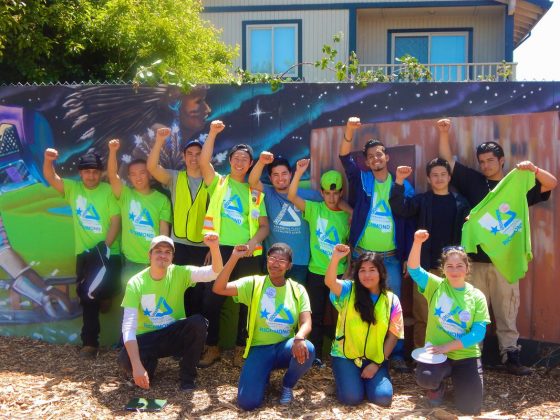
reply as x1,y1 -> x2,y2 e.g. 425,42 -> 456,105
332,244 -> 350,261
108,138 -> 120,151
209,120 -> 225,136
414,229 -> 430,243
395,165 -> 413,184
44,148 -> 59,161
437,118 -> 451,133
295,158 -> 310,174
360,361 -> 379,379
258,151 -> 274,165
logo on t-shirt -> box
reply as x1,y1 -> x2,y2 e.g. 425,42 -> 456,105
76,195 -> 102,233
366,192 -> 393,233
141,294 -> 174,329
128,199 -> 155,240
223,187 -> 244,225
315,217 -> 339,257
477,202 -> 522,245
273,203 -> 302,232
434,292 -> 467,338
259,286 -> 294,336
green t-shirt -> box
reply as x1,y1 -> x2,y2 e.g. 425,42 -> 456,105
462,169 -> 535,283
358,174 -> 396,252
118,186 -> 172,264
234,275 -> 311,346
423,272 -> 490,360
304,201 -> 349,275
63,179 -> 120,255
207,174 -> 267,246
121,264 -> 195,336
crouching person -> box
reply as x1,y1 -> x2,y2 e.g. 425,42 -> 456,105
325,244 -> 404,407
118,233 -> 223,391
213,243 -> 314,410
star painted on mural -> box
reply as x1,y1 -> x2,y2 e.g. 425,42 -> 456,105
434,307 -> 443,317
491,226 -> 499,235
250,101 -> 269,127
260,308 -> 270,319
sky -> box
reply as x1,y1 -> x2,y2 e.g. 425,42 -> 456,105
514,0 -> 560,81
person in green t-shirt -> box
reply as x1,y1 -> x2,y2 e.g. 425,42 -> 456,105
118,233 -> 223,392
288,158 -> 351,367
408,229 -> 490,415
43,148 -> 122,359
198,120 -> 270,368
107,138 -> 171,288
212,242 -> 313,410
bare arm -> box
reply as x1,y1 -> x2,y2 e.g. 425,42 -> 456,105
516,161 -> 557,193
200,120 -> 224,186
107,139 -> 123,199
437,118 -> 455,172
105,215 -> 121,248
339,117 -> 361,157
287,159 -> 309,212
324,244 -> 350,297
159,220 -> 170,237
383,331 -> 399,360
124,339 -> 150,389
146,127 -> 172,186
212,245 -> 247,296
408,230 -> 429,269
204,233 -> 223,274
246,216 -> 269,256
43,149 -> 64,195
248,151 -> 274,191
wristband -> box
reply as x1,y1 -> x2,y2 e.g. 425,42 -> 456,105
343,134 -> 352,143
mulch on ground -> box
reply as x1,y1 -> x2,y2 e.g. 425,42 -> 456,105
1,336 -> 559,419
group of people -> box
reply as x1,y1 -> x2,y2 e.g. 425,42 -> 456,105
41,116 -> 556,414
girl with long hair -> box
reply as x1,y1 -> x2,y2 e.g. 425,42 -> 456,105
324,244 -> 404,406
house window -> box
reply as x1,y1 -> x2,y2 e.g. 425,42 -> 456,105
392,32 -> 469,81
246,23 -> 299,77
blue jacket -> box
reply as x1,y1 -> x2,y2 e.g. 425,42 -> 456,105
340,154 -> 416,262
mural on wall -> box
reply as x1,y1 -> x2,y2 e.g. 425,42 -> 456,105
0,82 -> 558,345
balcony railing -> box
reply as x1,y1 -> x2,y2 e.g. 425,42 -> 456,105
357,62 -> 517,82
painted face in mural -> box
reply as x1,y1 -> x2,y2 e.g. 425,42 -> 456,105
149,243 -> 174,270
266,250 -> 291,279
183,145 -> 202,172
179,91 -> 212,133
357,261 -> 380,293
427,165 -> 451,194
128,162 -> 151,192
79,169 -> 102,190
321,188 -> 343,210
477,152 -> 505,181
365,146 -> 389,173
269,164 -> 292,192
442,252 -> 469,283
229,150 -> 252,178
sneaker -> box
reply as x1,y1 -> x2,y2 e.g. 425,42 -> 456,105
279,386 -> 293,405
233,346 -> 244,368
426,383 -> 445,407
504,350 -> 532,376
312,358 -> 325,369
390,358 -> 411,373
79,345 -> 98,359
198,345 -> 220,368
180,378 -> 196,392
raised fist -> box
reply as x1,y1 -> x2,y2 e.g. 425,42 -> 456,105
396,166 -> 413,182
108,139 -> 120,151
295,158 -> 310,173
203,232 -> 220,248
437,119 -> 451,133
44,148 -> 59,162
414,229 -> 430,243
332,244 -> 350,260
155,127 -> 171,143
209,120 -> 225,135
259,151 -> 274,165
346,117 -> 361,131
232,244 -> 249,258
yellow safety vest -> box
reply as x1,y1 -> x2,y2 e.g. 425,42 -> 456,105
203,174 -> 264,256
334,284 -> 393,366
243,275 -> 304,358
173,172 -> 209,243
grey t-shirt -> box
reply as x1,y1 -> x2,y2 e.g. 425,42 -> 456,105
168,169 -> 204,246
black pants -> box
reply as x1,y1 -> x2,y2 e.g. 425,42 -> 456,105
117,315 -> 208,382
202,245 -> 262,346
174,243 -> 209,317
306,271 -> 330,360
416,357 -> 484,415
77,254 -> 121,347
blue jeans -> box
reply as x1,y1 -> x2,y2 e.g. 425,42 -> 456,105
331,357 -> 393,406
238,338 -> 315,411
384,255 -> 404,360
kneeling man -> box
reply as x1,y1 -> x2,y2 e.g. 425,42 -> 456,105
118,233 -> 222,391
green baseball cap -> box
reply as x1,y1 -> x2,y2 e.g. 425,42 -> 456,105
320,170 -> 343,191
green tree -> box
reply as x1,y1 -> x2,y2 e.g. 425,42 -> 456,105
0,0 -> 236,84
